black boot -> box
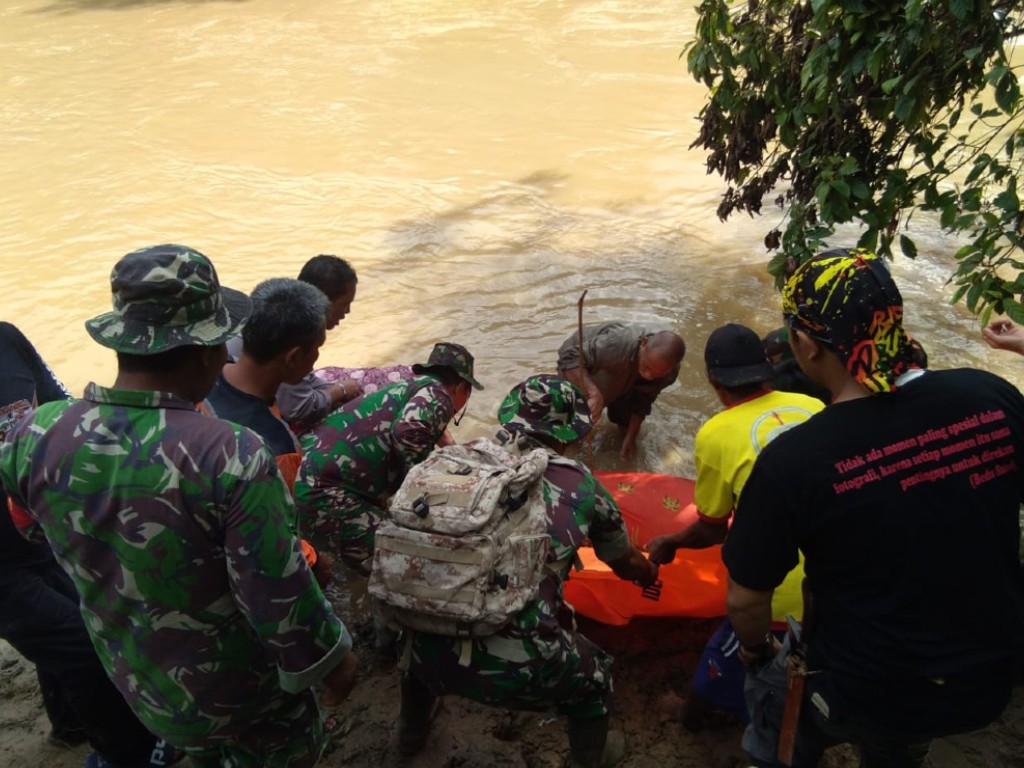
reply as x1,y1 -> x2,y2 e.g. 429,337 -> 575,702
397,674 -> 437,756
567,715 -> 625,768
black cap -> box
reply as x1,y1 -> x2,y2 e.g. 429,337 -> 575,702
704,323 -> 773,387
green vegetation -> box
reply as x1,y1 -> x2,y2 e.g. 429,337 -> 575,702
688,0 -> 1023,321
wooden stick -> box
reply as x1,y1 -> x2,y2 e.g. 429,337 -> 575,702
576,290 -> 594,468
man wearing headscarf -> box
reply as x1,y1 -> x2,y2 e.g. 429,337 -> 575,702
723,249 -> 1024,767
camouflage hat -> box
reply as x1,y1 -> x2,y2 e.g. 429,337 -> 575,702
497,374 -> 592,444
412,341 -> 484,390
85,244 -> 252,355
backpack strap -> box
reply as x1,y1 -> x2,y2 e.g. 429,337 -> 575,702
458,639 -> 473,667
398,630 -> 414,672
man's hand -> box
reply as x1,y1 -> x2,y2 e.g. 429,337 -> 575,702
312,551 -> 334,589
644,534 -> 678,566
586,390 -> 605,424
321,651 -> 359,707
608,545 -> 659,587
983,320 -> 1024,356
619,433 -> 637,460
436,427 -> 456,447
329,379 -> 361,408
736,634 -> 782,668
618,413 -> 642,460
633,556 -> 660,588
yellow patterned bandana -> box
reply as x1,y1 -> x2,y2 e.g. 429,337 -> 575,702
781,248 -> 912,393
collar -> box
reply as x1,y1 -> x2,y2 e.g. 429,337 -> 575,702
724,387 -> 773,410
85,383 -> 199,411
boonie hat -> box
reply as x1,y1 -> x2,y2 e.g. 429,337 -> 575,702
85,244 -> 251,355
412,342 -> 484,390
705,323 -> 773,387
497,374 -> 592,444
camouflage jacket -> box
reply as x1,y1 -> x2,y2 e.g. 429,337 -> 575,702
294,375 -> 454,512
502,432 -> 631,635
0,384 -> 351,745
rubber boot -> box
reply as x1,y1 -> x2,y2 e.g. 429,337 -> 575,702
397,674 -> 437,757
567,715 -> 625,768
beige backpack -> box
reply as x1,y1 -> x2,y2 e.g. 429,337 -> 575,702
368,437 -> 551,642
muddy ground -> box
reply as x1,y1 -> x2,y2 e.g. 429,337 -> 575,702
3,611 -> 1022,768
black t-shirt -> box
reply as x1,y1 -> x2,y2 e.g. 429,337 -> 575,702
204,374 -> 299,458
725,369 -> 1024,701
0,322 -> 70,570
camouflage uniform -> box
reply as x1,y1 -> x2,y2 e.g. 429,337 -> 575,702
0,386 -> 351,766
407,376 -> 630,719
0,245 -> 354,768
294,376 -> 455,575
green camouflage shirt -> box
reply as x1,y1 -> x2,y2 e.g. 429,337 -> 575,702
0,384 -> 351,746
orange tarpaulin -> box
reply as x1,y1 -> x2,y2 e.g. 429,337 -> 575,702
562,472 -> 728,626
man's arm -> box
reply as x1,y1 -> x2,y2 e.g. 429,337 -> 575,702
726,576 -> 779,665
561,366 -> 604,423
645,517 -> 729,565
585,471 -> 658,585
557,326 -> 609,421
223,438 -> 356,695
277,375 -> 360,427
619,412 -> 643,459
276,374 -> 336,427
393,383 -> 453,471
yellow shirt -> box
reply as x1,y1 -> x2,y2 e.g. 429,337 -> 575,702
693,388 -> 824,622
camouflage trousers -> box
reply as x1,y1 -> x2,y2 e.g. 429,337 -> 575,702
407,619 -> 613,720
301,486 -> 383,577
182,689 -> 326,768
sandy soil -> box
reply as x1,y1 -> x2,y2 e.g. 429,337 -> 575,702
3,610 -> 1023,768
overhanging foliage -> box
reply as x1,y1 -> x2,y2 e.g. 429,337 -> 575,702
688,0 -> 1023,323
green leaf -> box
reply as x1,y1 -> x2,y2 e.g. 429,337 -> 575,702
881,77 -> 902,95
966,279 -> 984,312
964,155 -> 991,185
986,64 -> 1009,87
995,71 -> 1021,116
980,304 -> 994,328
894,95 -> 916,123
850,179 -> 871,200
950,282 -> 970,305
857,229 -> 879,252
900,235 -> 918,259
954,243 -> 978,260
949,0 -> 968,21
1004,300 -> 1024,325
994,186 -> 1020,214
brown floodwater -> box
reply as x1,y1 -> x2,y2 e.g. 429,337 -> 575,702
1,0 -> 1018,478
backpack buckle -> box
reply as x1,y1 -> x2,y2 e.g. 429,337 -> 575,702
412,496 -> 430,518
490,572 -> 509,590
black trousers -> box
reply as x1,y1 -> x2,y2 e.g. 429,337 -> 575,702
0,557 -> 160,765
